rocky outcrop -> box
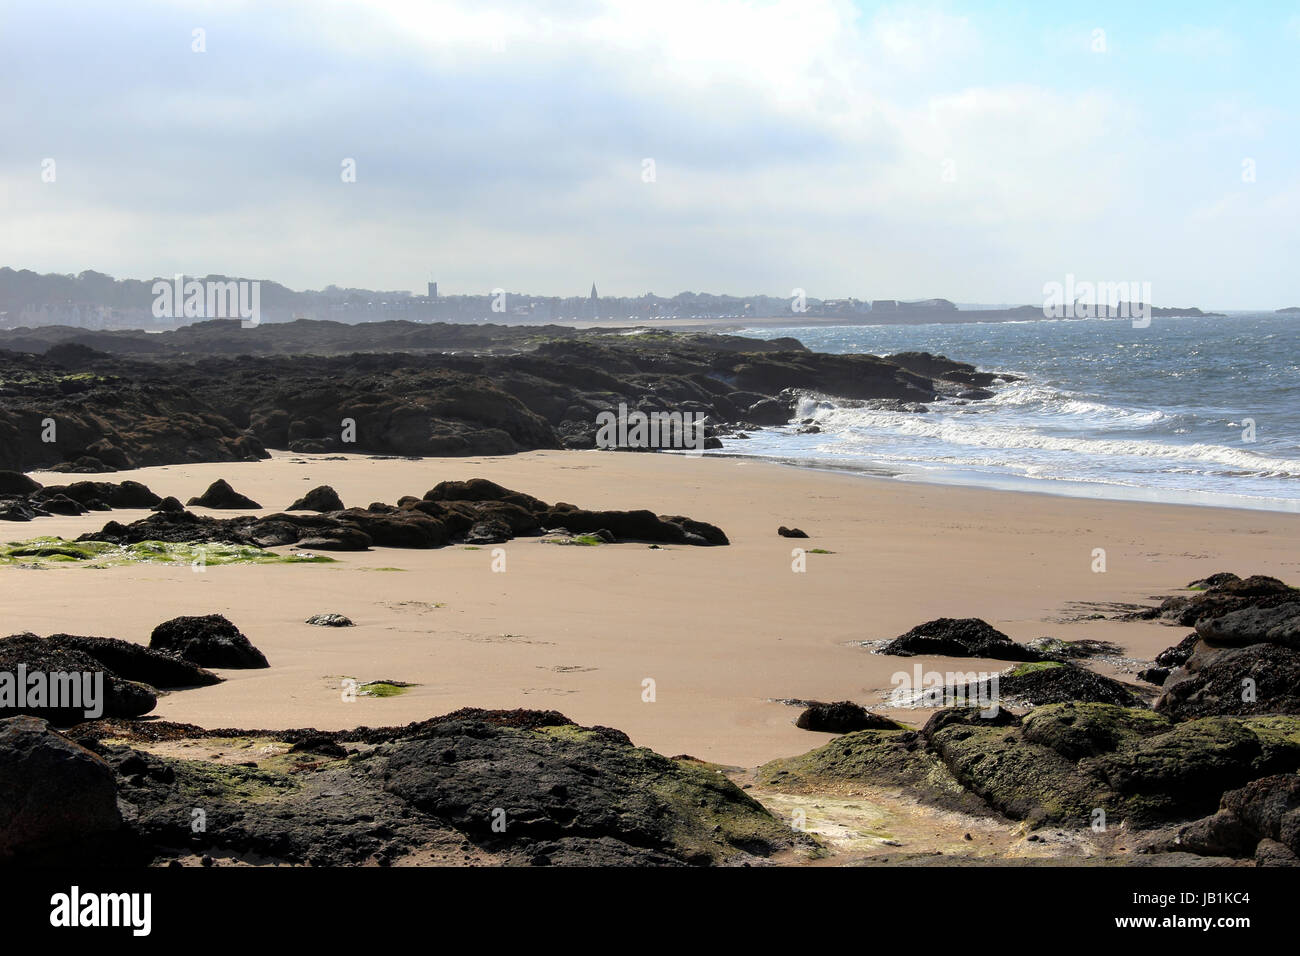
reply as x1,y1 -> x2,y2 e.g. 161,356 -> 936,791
0,323 -> 1012,470
1145,574 -> 1297,628
63,708 -> 801,866
187,478 -> 262,509
1149,573 -> 1300,720
0,634 -> 157,722
880,618 -> 1042,661
0,349 -> 266,472
1179,773 -> 1300,864
1155,643 -> 1300,720
1196,602 -> 1300,648
82,479 -> 729,550
762,703 -> 1300,835
372,715 -> 792,865
999,662 -> 1148,708
288,485 -> 345,512
943,662 -> 1149,709
149,615 -> 269,669
0,478 -> 163,523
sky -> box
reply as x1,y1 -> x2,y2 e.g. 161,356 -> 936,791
1,0 -> 1297,308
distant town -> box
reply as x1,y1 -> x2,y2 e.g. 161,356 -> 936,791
0,266 -> 1246,331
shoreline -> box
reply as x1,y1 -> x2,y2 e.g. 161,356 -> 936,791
8,448 -> 1299,767
701,449 -> 1300,515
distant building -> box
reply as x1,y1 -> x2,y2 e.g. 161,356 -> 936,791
427,281 -> 438,299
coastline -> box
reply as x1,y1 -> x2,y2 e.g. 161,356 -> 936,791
9,448 -> 1299,767
701,449 -> 1300,514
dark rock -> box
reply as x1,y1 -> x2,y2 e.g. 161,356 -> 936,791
46,634 -> 221,688
40,494 -> 86,515
659,514 -> 729,546
1255,837 -> 1300,866
777,526 -> 809,538
371,715 -> 792,864
1151,574 -> 1296,628
289,734 -> 349,759
296,530 -> 373,552
1155,632 -> 1201,668
996,661 -> 1149,708
0,500 -> 38,522
0,633 -> 157,722
1138,666 -> 1171,685
1026,637 -> 1124,660
149,615 -> 269,669
81,511 -> 263,547
745,399 -> 793,426
1179,773 -> 1300,859
79,480 -> 726,550
1188,572 -> 1242,590
0,716 -> 121,861
151,496 -> 184,513
1020,702 -> 1172,761
305,613 -> 354,627
0,471 -> 42,495
794,701 -> 902,733
881,618 -> 1042,661
1196,602 -> 1300,649
464,521 -> 511,545
1154,643 -> 1300,720
287,485 -> 345,512
35,480 -> 161,509
540,507 -> 710,545
424,478 -> 548,512
919,706 -> 1022,740
187,479 -> 262,510
1085,717 -> 1295,808
338,509 -> 447,548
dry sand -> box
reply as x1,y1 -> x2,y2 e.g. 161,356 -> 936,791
6,450 -> 1298,767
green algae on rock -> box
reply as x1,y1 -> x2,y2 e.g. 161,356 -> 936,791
72,709 -> 805,866
0,536 -> 334,568
760,702 -> 1300,835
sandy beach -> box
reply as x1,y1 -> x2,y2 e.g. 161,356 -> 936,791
3,450 -> 1295,768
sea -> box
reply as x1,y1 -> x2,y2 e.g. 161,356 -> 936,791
716,312 -> 1300,513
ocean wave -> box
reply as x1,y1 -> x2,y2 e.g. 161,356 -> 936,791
794,403 -> 1300,478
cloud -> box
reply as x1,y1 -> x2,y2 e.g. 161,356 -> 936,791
0,0 -> 1293,306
